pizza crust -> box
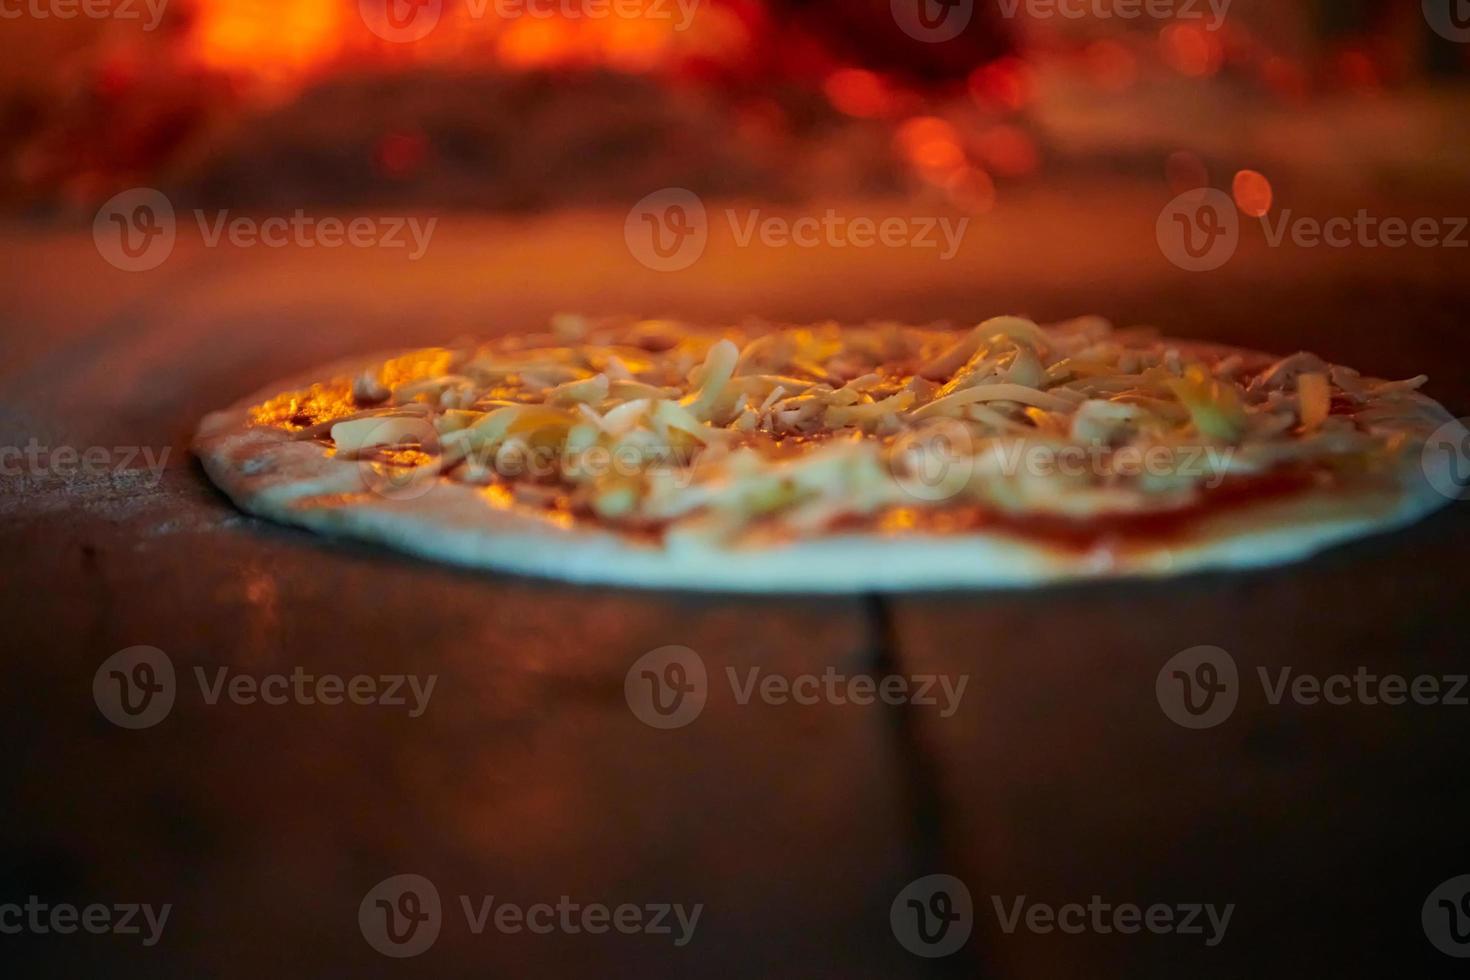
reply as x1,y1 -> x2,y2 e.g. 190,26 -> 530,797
194,344 -> 1461,593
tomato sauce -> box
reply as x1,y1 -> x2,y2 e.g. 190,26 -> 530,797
875,468 -> 1327,552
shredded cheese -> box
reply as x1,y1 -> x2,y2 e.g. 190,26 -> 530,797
1297,372 -> 1330,432
257,315 -> 1435,538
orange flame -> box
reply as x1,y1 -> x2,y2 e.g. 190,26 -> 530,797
183,0 -> 746,86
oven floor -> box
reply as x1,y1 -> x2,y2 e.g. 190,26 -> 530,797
3,188 -> 1468,976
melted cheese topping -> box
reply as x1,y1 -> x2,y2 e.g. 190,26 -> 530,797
251,315 -> 1440,544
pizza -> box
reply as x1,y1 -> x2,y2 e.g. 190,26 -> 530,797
193,315 -> 1462,591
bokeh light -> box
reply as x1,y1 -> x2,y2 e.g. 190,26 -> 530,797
1232,169 -> 1274,218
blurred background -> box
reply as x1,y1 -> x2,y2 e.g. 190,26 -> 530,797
4,0 -> 1469,436
2,0 -> 1467,215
